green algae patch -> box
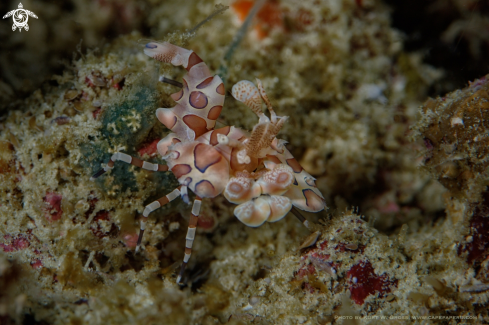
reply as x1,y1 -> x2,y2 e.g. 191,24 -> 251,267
81,79 -> 163,194
98,83 -> 161,147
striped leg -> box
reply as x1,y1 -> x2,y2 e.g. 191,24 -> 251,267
256,78 -> 277,119
135,187 -> 182,253
177,196 -> 202,284
290,206 -> 310,229
90,152 -> 168,180
159,75 -> 183,88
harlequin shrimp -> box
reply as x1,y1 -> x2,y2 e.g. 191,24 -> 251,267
91,41 -> 326,283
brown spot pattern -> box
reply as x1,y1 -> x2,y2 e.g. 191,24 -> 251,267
186,52 -> 203,71
170,89 -> 183,101
210,126 -> 231,146
183,115 -> 207,138
189,91 -> 208,109
164,115 -> 177,129
286,158 -> 303,173
171,164 -> 192,178
194,143 -> 222,172
195,180 -> 216,198
305,177 -> 317,187
230,147 -> 259,172
303,189 -> 324,210
266,155 -> 281,164
196,77 -> 214,89
207,105 -> 223,120
216,83 -> 225,95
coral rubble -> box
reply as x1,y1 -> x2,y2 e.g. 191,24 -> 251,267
1,0 -> 489,324
412,75 -> 489,202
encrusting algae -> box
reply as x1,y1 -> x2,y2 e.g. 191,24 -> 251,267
0,0 -> 489,324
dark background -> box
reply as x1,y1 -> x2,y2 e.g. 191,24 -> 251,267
1,0 -> 488,113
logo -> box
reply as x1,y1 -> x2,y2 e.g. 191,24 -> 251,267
2,3 -> 38,32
